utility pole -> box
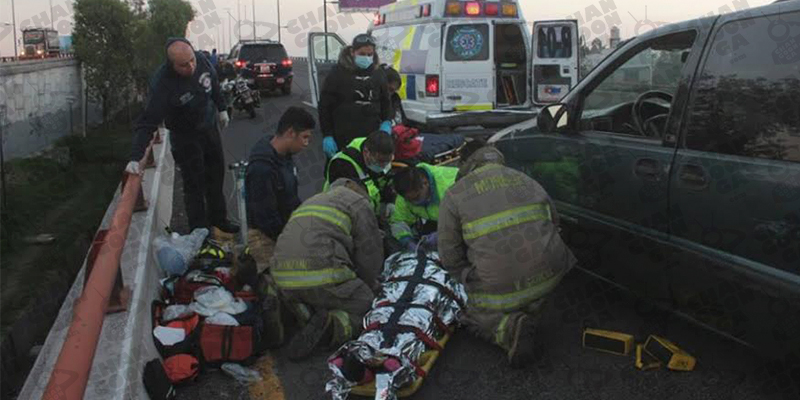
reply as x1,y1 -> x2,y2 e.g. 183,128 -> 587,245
237,0 -> 242,41
49,0 -> 54,30
225,8 -> 233,49
252,0 -> 256,39
12,0 -> 18,57
277,0 -> 281,43
323,1 -> 339,60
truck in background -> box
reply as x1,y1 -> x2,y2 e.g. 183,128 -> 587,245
20,28 -> 60,59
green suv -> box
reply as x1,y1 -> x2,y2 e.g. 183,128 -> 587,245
492,0 -> 800,355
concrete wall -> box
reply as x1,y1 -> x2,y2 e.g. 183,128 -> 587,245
0,58 -> 99,160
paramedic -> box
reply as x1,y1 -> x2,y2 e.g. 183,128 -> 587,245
319,34 -> 393,158
437,141 -> 576,368
324,131 -> 396,214
245,106 -> 316,272
390,163 -> 458,249
270,179 -> 384,360
127,38 -> 237,235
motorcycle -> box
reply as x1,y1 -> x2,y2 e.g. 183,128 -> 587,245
222,75 -> 261,119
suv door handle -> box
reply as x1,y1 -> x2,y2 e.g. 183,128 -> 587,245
679,164 -> 709,190
634,158 -> 661,181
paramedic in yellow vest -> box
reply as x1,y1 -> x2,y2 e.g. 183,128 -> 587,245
270,178 -> 384,361
324,131 -> 395,214
390,163 -> 458,250
437,142 -> 576,368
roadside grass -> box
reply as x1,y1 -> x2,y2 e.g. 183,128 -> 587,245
0,119 -> 133,336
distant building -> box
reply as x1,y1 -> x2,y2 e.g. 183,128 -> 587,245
610,26 -> 621,48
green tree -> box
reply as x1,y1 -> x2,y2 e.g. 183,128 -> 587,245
132,0 -> 195,92
73,0 -> 135,125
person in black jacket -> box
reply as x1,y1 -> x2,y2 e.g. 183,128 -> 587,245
381,65 -> 407,126
319,34 -> 393,158
127,38 -> 237,235
245,106 -> 315,272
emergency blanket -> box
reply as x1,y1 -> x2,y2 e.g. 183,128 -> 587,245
326,250 -> 468,400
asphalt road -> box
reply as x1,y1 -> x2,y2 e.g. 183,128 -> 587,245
170,61 -> 799,400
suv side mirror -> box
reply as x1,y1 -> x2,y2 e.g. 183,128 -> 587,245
537,104 -> 570,134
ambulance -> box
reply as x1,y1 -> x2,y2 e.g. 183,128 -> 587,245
306,0 -> 580,133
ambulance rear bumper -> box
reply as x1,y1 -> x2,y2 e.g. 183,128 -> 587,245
425,109 -> 537,129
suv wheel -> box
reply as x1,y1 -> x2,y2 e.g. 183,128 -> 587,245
282,84 -> 291,96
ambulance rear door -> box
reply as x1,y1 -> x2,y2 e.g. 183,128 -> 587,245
531,20 -> 580,105
441,21 -> 495,112
307,32 -> 347,108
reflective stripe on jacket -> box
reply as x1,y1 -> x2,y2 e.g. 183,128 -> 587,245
390,163 -> 458,241
438,148 -> 576,308
323,138 -> 387,212
271,181 -> 384,290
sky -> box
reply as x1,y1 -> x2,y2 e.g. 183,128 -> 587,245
0,0 -> 775,57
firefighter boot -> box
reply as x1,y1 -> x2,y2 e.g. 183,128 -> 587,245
287,311 -> 332,361
508,314 -> 537,369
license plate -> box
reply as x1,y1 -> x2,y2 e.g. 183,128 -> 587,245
277,78 -> 285,84
259,74 -> 272,77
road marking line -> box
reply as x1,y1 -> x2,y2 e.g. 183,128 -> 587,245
249,353 -> 286,400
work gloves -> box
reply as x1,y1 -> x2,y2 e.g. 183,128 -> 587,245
218,110 -> 230,129
422,233 -> 438,249
380,120 -> 392,134
125,161 -> 142,175
323,136 -> 338,158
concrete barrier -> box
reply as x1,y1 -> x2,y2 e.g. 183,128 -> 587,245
18,129 -> 174,400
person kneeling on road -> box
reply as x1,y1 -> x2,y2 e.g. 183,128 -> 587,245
270,178 -> 384,360
245,106 -> 315,273
127,37 -> 237,237
437,141 -> 577,368
390,163 -> 458,251
324,130 -> 395,216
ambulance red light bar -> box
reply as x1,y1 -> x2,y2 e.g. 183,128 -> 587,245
485,3 -> 499,15
465,2 -> 481,16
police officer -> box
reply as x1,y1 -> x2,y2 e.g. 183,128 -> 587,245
127,38 -> 238,235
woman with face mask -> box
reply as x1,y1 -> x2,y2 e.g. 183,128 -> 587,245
318,34 -> 393,159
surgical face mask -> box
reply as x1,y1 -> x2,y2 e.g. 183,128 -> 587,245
368,163 -> 391,174
355,55 -> 373,70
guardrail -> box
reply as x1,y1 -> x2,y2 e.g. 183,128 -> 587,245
0,54 -> 75,63
19,128 -> 174,400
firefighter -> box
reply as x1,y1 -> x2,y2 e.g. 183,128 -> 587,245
390,163 -> 458,250
437,142 -> 577,368
324,130 -> 395,215
127,38 -> 237,236
271,178 -> 384,360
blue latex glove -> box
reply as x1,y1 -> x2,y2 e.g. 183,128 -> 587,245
379,120 -> 392,134
423,232 -> 438,249
400,237 -> 416,252
323,136 -> 338,158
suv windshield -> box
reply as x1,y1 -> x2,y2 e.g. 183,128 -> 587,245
239,45 -> 287,62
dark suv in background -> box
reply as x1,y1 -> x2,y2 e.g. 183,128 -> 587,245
228,40 -> 293,95
491,0 -> 800,356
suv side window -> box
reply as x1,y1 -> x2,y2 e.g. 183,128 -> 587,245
685,12 -> 800,163
580,31 -> 697,137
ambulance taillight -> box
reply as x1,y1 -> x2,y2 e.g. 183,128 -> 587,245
426,75 -> 440,97
502,4 -> 517,17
